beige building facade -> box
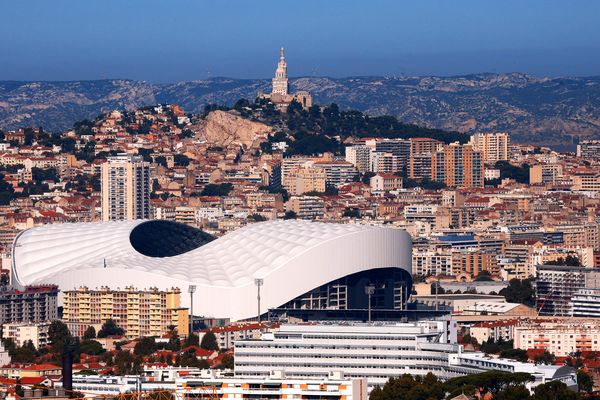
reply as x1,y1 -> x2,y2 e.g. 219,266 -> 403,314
62,286 -> 189,339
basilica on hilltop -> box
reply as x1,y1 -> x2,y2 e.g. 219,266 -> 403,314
259,47 -> 312,111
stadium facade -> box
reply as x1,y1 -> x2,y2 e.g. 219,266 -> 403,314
12,220 -> 412,321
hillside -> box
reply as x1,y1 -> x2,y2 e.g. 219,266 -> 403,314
1,73 -> 600,144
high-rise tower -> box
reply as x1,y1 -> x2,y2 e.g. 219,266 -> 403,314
271,47 -> 289,96
101,153 -> 151,221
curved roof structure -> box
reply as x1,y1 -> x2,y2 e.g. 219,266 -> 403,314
12,220 -> 412,321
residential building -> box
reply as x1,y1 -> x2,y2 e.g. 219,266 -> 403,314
370,152 -> 400,174
62,286 -> 189,339
286,196 -> 325,219
409,152 -> 434,180
513,320 -> 600,357
1,322 -> 50,348
529,164 -> 563,185
577,140 -> 600,160
283,166 -> 326,195
468,132 -> 509,164
345,145 -> 371,174
451,250 -> 499,278
374,139 -> 411,170
570,288 -> 600,317
571,171 -> 600,192
313,161 -> 357,188
432,142 -> 484,188
0,285 -> 58,324
470,320 -> 519,344
101,154 -> 151,221
370,173 -> 402,192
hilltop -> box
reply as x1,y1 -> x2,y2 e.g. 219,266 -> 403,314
1,73 -> 600,144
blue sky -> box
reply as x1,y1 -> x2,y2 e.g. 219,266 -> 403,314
1,0 -> 599,82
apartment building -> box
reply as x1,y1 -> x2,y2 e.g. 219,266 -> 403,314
101,154 -> 151,221
370,173 -> 402,192
0,285 -> 58,324
344,145 -> 371,174
313,161 -> 357,187
577,140 -> 600,160
570,288 -> 600,318
286,196 -> 324,219
513,320 -> 600,357
529,164 -> 563,185
283,166 -> 326,195
1,322 -> 50,348
451,250 -> 499,277
468,132 -> 509,164
62,286 -> 189,339
432,142 -> 484,188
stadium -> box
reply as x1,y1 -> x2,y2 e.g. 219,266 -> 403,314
11,220 -> 412,321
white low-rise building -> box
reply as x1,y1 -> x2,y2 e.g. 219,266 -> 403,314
1,322 -> 50,348
234,323 -> 576,392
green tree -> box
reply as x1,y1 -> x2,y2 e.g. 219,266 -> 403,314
83,326 -> 96,340
577,369 -> 593,393
532,380 -> 577,400
217,354 -> 234,370
174,154 -> 190,166
499,278 -> 535,306
200,183 -> 234,197
200,331 -> 219,351
97,319 -> 124,338
79,340 -> 104,355
248,214 -> 267,222
283,210 -> 297,220
495,385 -> 532,400
500,348 -> 529,362
10,340 -> 37,363
184,333 -> 199,348
134,337 -> 157,356
534,351 -> 556,365
48,320 -> 72,354
495,161 -> 530,184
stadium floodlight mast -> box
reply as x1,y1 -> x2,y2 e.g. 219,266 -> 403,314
188,285 -> 196,336
365,284 -> 376,323
255,278 -> 264,323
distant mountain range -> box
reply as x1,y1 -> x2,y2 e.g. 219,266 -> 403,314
1,73 -> 599,145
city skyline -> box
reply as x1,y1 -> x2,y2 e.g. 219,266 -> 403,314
1,0 -> 599,82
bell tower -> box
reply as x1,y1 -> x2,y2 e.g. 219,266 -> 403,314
271,47 -> 289,96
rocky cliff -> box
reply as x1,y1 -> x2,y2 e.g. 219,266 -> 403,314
193,110 -> 273,148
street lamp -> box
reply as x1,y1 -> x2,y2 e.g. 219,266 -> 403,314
188,285 -> 196,336
255,278 -> 264,323
365,285 -> 375,323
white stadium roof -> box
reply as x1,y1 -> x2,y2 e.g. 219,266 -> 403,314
12,220 -> 412,321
